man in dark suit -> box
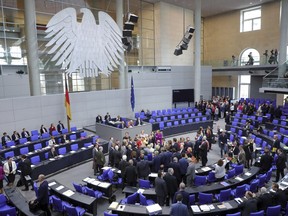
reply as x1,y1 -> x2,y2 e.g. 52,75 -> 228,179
35,174 -> 51,216
168,157 -> 181,184
275,148 -> 286,182
186,158 -> 196,187
40,125 -> 48,135
18,155 -> 33,191
136,154 -> 151,179
271,183 -> 287,209
1,132 -> 11,147
259,147 -> 273,174
11,131 -> 21,144
272,135 -> 281,151
163,168 -> 178,205
151,151 -> 162,172
112,145 -> 122,169
179,153 -> 188,183
135,117 -> 143,126
155,170 -> 167,206
104,112 -> 111,123
119,155 -> 129,176
173,183 -> 190,206
238,191 -> 258,216
21,128 -> 30,139
170,194 -> 189,216
257,187 -> 273,211
123,160 -> 137,187
57,121 -> 65,133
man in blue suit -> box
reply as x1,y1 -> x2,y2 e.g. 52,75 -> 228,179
36,174 -> 51,216
170,193 -> 189,216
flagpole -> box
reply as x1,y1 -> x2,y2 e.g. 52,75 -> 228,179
65,74 -> 71,132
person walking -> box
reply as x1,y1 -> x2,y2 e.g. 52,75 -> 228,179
3,157 -> 16,187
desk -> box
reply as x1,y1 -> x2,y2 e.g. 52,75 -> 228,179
48,180 -> 97,215
95,123 -> 152,142
4,187 -> 45,216
253,133 -> 288,152
83,177 -> 113,198
32,145 -> 93,179
191,200 -> 239,215
185,167 -> 259,195
109,203 -> 171,216
123,187 -> 158,202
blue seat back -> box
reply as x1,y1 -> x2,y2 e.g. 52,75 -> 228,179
34,143 -> 42,150
20,147 -> 29,155
4,151 -> 14,159
71,144 -> 79,151
58,147 -> 67,155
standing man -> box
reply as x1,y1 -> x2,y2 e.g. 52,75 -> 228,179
275,148 -> 286,182
18,155 -> 33,191
57,121 -> 65,133
94,146 -> 105,175
163,168 -> 178,205
186,158 -> 196,187
36,174 -> 51,216
170,194 -> 189,216
123,160 -> 137,187
218,130 -> 227,158
137,154 -> 151,180
155,170 -> 167,206
179,153 -> 188,183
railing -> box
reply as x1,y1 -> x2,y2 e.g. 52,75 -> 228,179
262,59 -> 288,88
202,58 -> 276,67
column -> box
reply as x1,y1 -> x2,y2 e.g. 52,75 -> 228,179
116,0 -> 126,89
24,0 -> 41,96
278,0 -> 288,78
194,0 -> 201,102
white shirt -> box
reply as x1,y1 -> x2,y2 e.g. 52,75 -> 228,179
214,158 -> 227,179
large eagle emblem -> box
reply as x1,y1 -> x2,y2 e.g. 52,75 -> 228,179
45,8 -> 124,77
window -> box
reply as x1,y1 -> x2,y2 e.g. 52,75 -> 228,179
240,7 -> 261,32
239,75 -> 251,99
240,48 -> 260,66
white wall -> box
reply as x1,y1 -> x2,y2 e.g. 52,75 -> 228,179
154,2 -> 194,66
0,86 -> 172,135
0,74 -> 30,98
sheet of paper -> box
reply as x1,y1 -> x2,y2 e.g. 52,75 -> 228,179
56,185 -> 64,191
70,151 -> 75,153
137,189 -> 145,194
81,147 -> 86,150
102,166 -> 111,170
191,205 -> 201,212
146,204 -> 162,213
208,204 -> 215,210
235,176 -> 244,181
220,181 -> 230,186
83,177 -> 90,182
244,172 -> 252,176
109,202 -> 118,210
149,173 -> 158,178
117,205 -> 125,211
217,204 -> 226,209
224,202 -> 233,209
99,182 -> 110,188
91,180 -> 101,186
48,182 -> 56,187
200,204 -> 210,211
201,167 -> 211,171
63,190 -> 75,197
281,181 -> 288,186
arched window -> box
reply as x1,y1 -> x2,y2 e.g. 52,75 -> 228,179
240,48 -> 260,66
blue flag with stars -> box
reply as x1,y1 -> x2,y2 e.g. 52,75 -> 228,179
130,76 -> 135,112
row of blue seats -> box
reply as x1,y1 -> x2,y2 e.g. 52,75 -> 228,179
0,126 -> 80,149
135,107 -> 199,118
150,112 -> 203,121
3,142 -> 93,163
157,117 -> 208,130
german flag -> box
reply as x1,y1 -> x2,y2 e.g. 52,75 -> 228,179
65,78 -> 72,120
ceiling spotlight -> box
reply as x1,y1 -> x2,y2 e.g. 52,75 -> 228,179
174,47 -> 183,56
128,13 -> 138,23
124,22 -> 134,30
182,33 -> 193,44
249,70 -> 253,74
180,42 -> 188,50
188,26 -> 195,33
123,30 -> 132,37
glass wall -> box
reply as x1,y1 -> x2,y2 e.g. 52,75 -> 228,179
0,0 -> 155,94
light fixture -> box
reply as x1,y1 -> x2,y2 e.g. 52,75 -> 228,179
124,22 -> 134,30
249,70 -> 253,74
173,25 -> 195,56
128,13 -> 138,23
122,11 -> 138,52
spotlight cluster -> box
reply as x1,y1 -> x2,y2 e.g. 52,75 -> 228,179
122,13 -> 138,52
174,26 -> 195,56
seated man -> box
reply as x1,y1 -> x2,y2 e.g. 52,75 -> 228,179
12,131 -> 21,144
21,128 -> 30,139
95,115 -> 103,123
1,132 -> 11,147
135,117 -> 143,126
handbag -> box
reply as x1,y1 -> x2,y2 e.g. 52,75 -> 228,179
29,200 -> 39,212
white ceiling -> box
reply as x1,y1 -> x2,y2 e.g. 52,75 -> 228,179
144,0 -> 277,17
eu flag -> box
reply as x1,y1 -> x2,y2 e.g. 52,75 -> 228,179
130,76 -> 135,112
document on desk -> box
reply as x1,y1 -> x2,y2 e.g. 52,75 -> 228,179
63,190 -> 75,197
191,205 -> 201,212
108,202 -> 119,210
49,158 -> 55,161
102,166 -> 111,170
56,185 -> 64,191
195,170 -> 198,173
70,151 -> 75,154
83,177 -> 90,182
201,167 -> 211,172
220,181 -> 230,186
217,204 -> 226,209
146,204 -> 162,214
208,204 -> 215,210
91,180 -> 101,186
280,181 -> 288,186
58,155 -> 64,158
200,204 -> 210,212
87,178 -> 95,184
81,147 -> 86,150
244,172 -> 252,176
235,176 -> 244,181
48,182 -> 56,187
224,202 -> 233,209
99,182 -> 110,188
